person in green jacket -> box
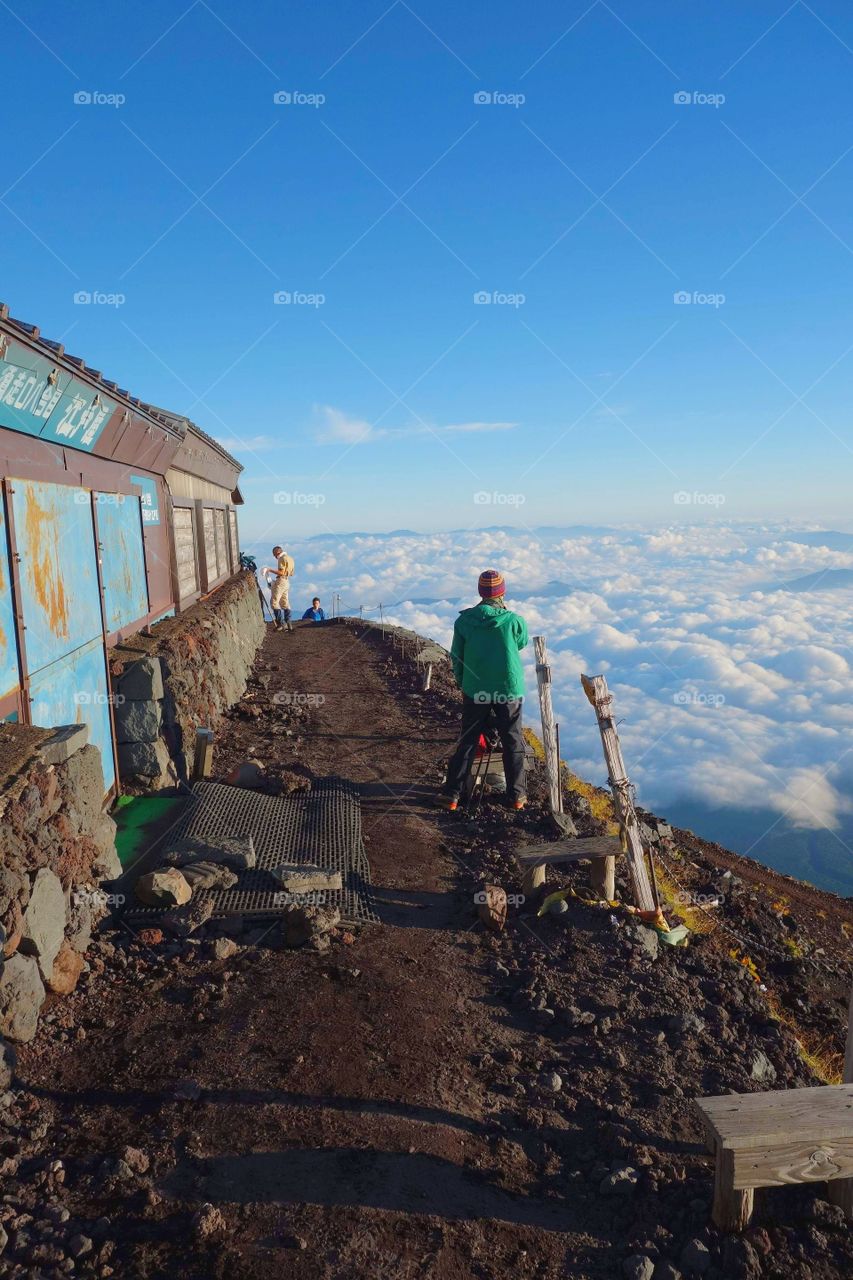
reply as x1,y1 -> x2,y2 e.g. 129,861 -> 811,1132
438,569 -> 529,812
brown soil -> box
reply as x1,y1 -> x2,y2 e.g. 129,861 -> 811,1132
5,619 -> 853,1280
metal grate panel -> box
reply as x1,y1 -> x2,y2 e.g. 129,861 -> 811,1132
127,778 -> 377,927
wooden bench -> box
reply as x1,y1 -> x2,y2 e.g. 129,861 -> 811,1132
515,835 -> 621,898
694,1084 -> 853,1231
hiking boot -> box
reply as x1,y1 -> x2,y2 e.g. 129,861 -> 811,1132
434,793 -> 459,812
273,622 -> 282,632
287,622 -> 294,633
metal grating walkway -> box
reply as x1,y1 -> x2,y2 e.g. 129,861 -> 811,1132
128,778 -> 377,927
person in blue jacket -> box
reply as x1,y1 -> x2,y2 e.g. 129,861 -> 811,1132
301,597 -> 327,622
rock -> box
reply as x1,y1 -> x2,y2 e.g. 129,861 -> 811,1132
809,1198 -> 847,1229
113,698 -> 162,744
68,1234 -> 93,1259
0,865 -> 26,917
476,884 -> 507,933
750,1051 -> 777,1085
116,656 -> 164,702
212,938 -> 239,961
45,941 -> 84,996
679,1239 -> 710,1275
37,724 -> 89,766
654,1265 -> 682,1280
118,738 -> 172,780
91,812 -> 121,880
0,1222 -> 7,1256
1,899 -> 23,958
66,893 -> 98,953
623,1257 -> 655,1280
627,924 -> 659,960
271,864 -> 342,895
137,927 -> 165,945
540,1070 -> 562,1093
283,904 -> 341,948
600,1165 -> 638,1194
721,1236 -> 759,1275
0,953 -> 45,1043
0,1038 -> 16,1090
161,896 -> 214,937
181,861 -> 238,890
191,1204 -> 226,1240
165,835 -> 256,871
135,869 -> 192,907
121,1146 -> 149,1174
223,759 -> 265,789
548,897 -> 570,915
19,868 -> 65,980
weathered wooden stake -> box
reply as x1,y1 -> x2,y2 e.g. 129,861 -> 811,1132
423,663 -> 432,691
192,728 -> 214,781
828,978 -> 853,1217
534,636 -> 562,814
581,673 -> 657,914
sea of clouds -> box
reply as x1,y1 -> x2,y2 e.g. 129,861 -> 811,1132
251,523 -> 853,855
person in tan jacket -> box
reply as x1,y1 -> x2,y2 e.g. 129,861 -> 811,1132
263,545 -> 295,632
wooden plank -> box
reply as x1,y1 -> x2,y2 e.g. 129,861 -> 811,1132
581,673 -> 658,914
828,979 -> 853,1217
696,1084 -> 853,1148
731,1135 -> 853,1191
515,837 -> 622,865
534,636 -> 562,814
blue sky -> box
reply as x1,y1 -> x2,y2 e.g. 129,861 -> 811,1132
4,1 -> 853,537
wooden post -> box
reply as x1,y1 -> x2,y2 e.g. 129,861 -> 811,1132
423,663 -> 432,691
192,728 -> 214,781
712,1146 -> 754,1233
534,637 -> 562,813
581,673 -> 657,915
828,978 -> 853,1217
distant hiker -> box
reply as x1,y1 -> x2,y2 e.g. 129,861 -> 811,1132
301,597 -> 326,622
438,569 -> 529,812
262,545 -> 295,632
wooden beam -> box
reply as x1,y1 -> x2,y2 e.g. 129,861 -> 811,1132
581,673 -> 658,914
829,978 -> 853,1218
515,836 -> 622,865
534,636 -> 562,814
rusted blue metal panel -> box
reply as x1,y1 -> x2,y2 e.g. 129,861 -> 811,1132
0,340 -> 115,451
9,478 -> 103,674
0,496 -> 19,701
28,636 -> 115,792
95,492 -> 149,632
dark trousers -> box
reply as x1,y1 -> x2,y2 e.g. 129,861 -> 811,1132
444,696 -> 526,802
273,606 -> 291,626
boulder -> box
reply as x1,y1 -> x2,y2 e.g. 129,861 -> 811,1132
46,941 -> 85,995
116,656 -> 164,702
113,698 -> 162,744
135,869 -> 192,908
750,1050 -> 777,1085
118,737 -> 173,780
679,1239 -> 710,1275
623,1258 -> 655,1280
181,861 -> 238,891
271,864 -> 342,895
476,884 -> 507,933
161,896 -> 214,937
165,835 -> 256,871
20,868 -> 66,980
0,953 -> 45,1042
91,813 -> 121,880
283,904 -> 341,948
0,1036 -> 15,1090
1,899 -> 23,959
37,724 -> 89,766
224,759 -> 265,789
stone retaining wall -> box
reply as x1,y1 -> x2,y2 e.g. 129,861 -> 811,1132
110,571 -> 267,791
0,723 -> 120,1069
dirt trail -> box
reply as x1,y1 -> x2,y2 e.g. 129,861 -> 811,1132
12,622 -> 590,1279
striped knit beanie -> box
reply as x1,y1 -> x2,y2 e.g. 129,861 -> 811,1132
478,569 -> 505,599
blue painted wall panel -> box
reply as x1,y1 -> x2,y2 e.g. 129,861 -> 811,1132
0,341 -> 115,451
96,493 -> 149,632
10,479 -> 103,674
0,497 -> 20,701
28,637 -> 115,792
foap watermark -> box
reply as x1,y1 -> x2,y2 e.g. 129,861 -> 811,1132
673,290 -> 725,308
673,90 -> 725,108
474,289 -> 525,307
73,690 -> 125,707
73,90 -> 126,108
274,490 -> 326,506
674,890 -> 724,909
273,90 -> 325,107
473,691 -> 517,705
273,290 -> 325,307
73,290 -> 126,307
673,688 -> 726,708
272,692 -> 326,706
673,490 -> 726,506
474,890 -> 526,906
84,491 -> 127,507
474,490 -> 526,507
73,887 -> 126,908
474,90 -> 526,108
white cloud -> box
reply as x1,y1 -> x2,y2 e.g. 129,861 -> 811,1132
315,405 -> 517,445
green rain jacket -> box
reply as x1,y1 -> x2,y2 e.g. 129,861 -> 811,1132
450,602 -> 529,702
